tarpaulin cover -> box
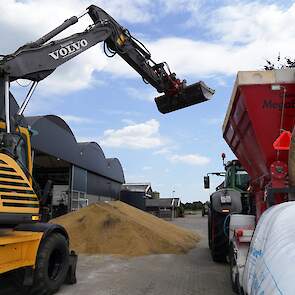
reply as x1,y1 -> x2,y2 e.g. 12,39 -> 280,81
243,201 -> 295,294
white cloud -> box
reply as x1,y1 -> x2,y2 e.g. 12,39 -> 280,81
146,38 -> 283,78
201,117 -> 223,125
121,118 -> 136,125
159,0 -> 201,14
142,166 -> 152,171
39,50 -> 108,96
125,87 -> 157,102
154,147 -> 172,155
154,145 -> 210,166
209,2 -> 295,45
101,0 -> 154,23
100,119 -> 166,149
59,115 -> 95,124
103,2 -> 295,79
101,37 -> 293,81
0,0 -> 155,96
125,173 -> 149,183
4,0 -> 295,99
168,153 -> 210,166
102,109 -> 142,117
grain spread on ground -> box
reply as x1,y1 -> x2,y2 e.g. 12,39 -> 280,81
51,201 -> 200,256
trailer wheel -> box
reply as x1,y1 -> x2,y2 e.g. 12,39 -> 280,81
29,233 -> 69,295
229,243 -> 241,294
210,211 -> 228,262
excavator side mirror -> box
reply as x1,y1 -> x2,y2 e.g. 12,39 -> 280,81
155,81 -> 214,114
204,176 -> 210,189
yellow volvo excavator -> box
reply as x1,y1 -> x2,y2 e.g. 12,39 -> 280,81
0,5 -> 214,294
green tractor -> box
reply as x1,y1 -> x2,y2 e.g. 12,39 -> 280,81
204,154 -> 250,262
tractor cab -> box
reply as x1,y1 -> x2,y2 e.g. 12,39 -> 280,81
224,160 -> 250,192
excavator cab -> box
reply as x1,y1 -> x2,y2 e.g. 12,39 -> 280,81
0,132 -> 28,168
0,121 -> 40,227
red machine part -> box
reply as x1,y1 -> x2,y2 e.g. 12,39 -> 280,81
165,74 -> 184,96
273,130 -> 292,150
270,161 -> 288,184
223,71 -> 295,219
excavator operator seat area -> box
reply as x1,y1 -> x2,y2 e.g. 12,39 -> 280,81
0,132 -> 28,169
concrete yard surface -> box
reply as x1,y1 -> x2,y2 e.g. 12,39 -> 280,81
58,213 -> 234,295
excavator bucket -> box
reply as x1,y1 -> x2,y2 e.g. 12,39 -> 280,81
155,81 -> 214,114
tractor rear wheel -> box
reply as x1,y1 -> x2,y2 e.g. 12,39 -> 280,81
229,243 -> 241,294
209,210 -> 228,262
208,208 -> 212,249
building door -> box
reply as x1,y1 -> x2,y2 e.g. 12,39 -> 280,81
70,165 -> 88,211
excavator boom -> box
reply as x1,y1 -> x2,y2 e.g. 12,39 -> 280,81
0,5 -> 214,114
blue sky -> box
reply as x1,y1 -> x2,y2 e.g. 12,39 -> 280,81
2,0 -> 295,202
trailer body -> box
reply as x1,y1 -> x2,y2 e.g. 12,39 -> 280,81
222,69 -> 295,294
223,69 -> 295,218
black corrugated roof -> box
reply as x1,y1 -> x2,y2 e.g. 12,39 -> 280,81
122,183 -> 151,193
146,198 -> 174,208
146,198 -> 181,208
0,94 -> 125,184
26,115 -> 125,184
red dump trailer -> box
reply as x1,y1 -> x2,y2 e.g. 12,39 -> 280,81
222,69 -> 295,294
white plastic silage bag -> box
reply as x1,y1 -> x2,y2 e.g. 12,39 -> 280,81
243,201 -> 295,295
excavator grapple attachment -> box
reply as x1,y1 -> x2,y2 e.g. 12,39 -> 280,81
155,81 -> 214,114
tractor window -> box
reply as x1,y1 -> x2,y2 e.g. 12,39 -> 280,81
235,170 -> 249,191
225,170 -> 232,187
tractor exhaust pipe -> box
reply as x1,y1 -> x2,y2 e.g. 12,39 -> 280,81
155,81 -> 214,114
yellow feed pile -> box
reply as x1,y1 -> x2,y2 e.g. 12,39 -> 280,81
51,201 -> 199,256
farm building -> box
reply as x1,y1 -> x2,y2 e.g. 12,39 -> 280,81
120,183 -> 153,210
26,115 -> 125,217
145,198 -> 182,219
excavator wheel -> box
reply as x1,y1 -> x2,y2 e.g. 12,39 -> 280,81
13,233 -> 70,295
7,232 -> 76,295
30,233 -> 69,295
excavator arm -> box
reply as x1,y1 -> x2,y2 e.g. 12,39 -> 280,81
0,5 -> 214,114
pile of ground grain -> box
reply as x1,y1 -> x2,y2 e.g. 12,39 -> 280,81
51,201 -> 200,256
